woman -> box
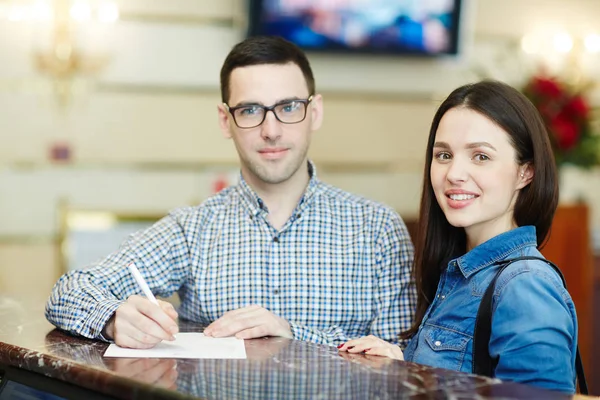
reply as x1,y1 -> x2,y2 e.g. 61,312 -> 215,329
339,81 -> 578,393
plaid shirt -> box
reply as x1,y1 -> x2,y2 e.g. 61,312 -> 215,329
46,162 -> 416,346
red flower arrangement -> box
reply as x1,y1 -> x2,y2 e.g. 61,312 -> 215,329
522,75 -> 599,168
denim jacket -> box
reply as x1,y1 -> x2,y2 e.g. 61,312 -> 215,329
403,226 -> 577,393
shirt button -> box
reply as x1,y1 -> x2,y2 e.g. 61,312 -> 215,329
435,341 -> 442,347
273,237 -> 279,243
273,289 -> 280,295
441,295 -> 446,299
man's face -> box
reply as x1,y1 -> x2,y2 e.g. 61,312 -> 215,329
218,63 -> 323,186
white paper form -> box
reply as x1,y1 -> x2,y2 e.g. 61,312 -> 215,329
103,333 -> 246,359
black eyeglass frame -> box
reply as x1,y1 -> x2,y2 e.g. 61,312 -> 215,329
224,95 -> 314,129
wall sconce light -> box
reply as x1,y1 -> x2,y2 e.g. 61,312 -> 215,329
4,0 -> 119,107
521,31 -> 600,88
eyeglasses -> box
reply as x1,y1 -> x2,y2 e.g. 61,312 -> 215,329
224,96 -> 313,129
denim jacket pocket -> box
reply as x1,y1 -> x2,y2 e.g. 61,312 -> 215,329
422,325 -> 471,371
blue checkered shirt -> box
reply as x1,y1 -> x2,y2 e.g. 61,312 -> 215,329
46,163 -> 416,346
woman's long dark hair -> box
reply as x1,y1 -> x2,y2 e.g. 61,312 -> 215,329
401,80 -> 559,339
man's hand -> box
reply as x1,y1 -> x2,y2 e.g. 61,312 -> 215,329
103,295 -> 179,349
203,305 -> 292,340
338,335 -> 404,360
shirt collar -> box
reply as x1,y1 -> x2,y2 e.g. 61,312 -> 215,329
456,226 -> 538,278
236,160 -> 320,217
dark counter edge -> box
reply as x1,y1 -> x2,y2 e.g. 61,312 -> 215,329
0,339 -> 193,400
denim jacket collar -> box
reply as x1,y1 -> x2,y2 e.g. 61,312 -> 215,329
456,226 -> 538,278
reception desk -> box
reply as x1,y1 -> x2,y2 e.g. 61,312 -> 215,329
0,296 -> 589,400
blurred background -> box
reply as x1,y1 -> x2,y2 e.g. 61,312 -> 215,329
0,0 -> 599,393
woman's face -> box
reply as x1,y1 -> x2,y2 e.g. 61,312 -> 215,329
430,107 -> 532,249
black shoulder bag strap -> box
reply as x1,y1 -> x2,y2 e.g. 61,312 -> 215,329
472,255 -> 588,394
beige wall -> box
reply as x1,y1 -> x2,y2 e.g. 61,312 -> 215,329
0,242 -> 58,301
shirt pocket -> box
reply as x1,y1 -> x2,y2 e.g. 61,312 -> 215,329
422,324 -> 471,371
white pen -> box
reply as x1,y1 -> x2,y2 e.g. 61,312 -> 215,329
127,262 -> 159,305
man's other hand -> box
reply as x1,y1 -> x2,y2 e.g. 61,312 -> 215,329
203,305 -> 292,340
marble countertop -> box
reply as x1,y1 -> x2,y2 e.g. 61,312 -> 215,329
0,296 -> 582,399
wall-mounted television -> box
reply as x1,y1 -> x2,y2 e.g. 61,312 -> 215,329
248,0 -> 463,56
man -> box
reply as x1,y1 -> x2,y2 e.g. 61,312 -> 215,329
46,36 -> 416,349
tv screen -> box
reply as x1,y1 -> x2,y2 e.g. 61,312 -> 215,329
248,0 -> 463,56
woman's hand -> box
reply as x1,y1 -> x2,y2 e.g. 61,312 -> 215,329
338,335 -> 404,360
